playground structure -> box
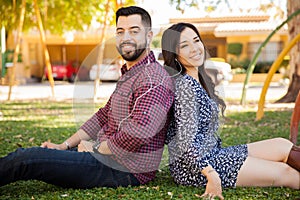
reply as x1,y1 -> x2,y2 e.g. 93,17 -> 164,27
254,33 -> 300,145
240,9 -> 300,106
239,9 -> 300,144
256,33 -> 300,121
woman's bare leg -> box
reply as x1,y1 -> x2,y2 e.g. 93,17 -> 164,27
247,137 -> 293,162
236,156 -> 299,189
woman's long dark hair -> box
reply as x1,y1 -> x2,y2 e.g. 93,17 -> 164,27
161,22 -> 226,115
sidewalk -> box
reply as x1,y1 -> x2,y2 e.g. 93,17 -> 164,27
0,81 -> 117,101
0,81 -> 289,102
216,82 -> 288,101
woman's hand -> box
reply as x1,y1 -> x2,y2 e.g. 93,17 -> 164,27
201,169 -> 224,200
201,171 -> 224,199
40,141 -> 66,150
78,140 -> 94,152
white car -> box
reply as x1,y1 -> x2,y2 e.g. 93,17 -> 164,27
204,60 -> 233,85
89,64 -> 121,81
152,50 -> 232,86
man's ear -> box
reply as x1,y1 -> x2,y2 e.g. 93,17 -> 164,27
147,30 -> 153,46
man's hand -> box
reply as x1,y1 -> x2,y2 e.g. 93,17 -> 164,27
78,140 -> 94,152
41,141 -> 65,150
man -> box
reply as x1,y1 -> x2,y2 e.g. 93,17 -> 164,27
0,6 -> 174,189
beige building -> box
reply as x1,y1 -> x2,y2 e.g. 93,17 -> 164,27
20,27 -> 119,80
169,13 -> 288,63
1,10 -> 288,84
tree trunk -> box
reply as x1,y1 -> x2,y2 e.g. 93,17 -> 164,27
277,72 -> 300,103
34,0 -> 55,97
276,0 -> 300,103
93,0 -> 110,102
7,0 -> 26,100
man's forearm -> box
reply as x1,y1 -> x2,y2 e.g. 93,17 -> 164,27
98,141 -> 112,155
64,129 -> 91,149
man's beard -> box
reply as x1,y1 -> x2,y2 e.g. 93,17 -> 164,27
117,42 -> 147,61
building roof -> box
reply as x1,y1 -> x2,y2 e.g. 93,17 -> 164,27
170,14 -> 270,23
169,10 -> 287,36
214,21 -> 288,36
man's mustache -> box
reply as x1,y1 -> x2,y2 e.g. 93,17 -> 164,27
120,42 -> 136,47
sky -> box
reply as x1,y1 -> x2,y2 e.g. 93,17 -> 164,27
137,0 -> 287,27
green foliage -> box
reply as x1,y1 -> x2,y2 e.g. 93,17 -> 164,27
151,37 -> 161,48
227,43 -> 243,56
0,101 -> 299,199
169,0 -> 199,13
229,59 -> 281,74
4,49 -> 22,63
253,61 -> 276,73
229,58 -> 250,70
0,0 -> 136,35
0,0 -> 17,30
169,0 -> 227,13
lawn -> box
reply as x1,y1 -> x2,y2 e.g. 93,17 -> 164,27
0,100 -> 299,199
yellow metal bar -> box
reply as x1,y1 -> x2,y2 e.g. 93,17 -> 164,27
256,33 -> 300,120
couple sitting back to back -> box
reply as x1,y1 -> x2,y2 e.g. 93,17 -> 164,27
1,6 -> 300,200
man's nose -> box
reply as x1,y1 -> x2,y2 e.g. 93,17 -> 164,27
122,31 -> 132,41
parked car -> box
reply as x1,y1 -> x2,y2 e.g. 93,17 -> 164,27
89,63 -> 121,81
154,50 -> 232,86
44,60 -> 80,83
204,59 -> 233,85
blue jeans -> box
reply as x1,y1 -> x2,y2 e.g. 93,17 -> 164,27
0,147 -> 140,188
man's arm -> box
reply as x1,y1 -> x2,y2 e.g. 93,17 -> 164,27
41,129 -> 91,150
80,98 -> 112,140
41,99 -> 112,150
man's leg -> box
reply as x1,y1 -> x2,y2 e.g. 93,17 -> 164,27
0,147 -> 139,188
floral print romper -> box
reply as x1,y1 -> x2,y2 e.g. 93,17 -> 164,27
165,74 -> 248,188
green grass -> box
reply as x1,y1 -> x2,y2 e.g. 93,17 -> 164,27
0,100 -> 300,199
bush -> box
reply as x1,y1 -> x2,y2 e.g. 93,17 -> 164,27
229,59 -> 283,74
228,58 -> 250,70
227,43 -> 243,56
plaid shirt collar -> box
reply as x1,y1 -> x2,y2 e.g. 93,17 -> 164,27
120,51 -> 156,75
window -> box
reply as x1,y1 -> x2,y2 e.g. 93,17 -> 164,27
247,42 -> 283,62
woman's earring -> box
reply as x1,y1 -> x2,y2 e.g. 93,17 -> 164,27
174,58 -> 183,74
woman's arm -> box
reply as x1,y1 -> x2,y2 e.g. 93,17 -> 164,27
170,78 -> 212,170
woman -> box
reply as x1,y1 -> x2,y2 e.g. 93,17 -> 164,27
162,22 -> 300,199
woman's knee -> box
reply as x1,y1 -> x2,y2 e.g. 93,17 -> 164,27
274,163 -> 299,189
272,137 -> 292,146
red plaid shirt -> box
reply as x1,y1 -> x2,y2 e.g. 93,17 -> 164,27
80,51 -> 174,184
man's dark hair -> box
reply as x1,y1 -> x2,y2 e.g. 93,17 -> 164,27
116,6 -> 152,30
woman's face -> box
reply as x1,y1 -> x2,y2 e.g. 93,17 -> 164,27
177,27 -> 205,69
